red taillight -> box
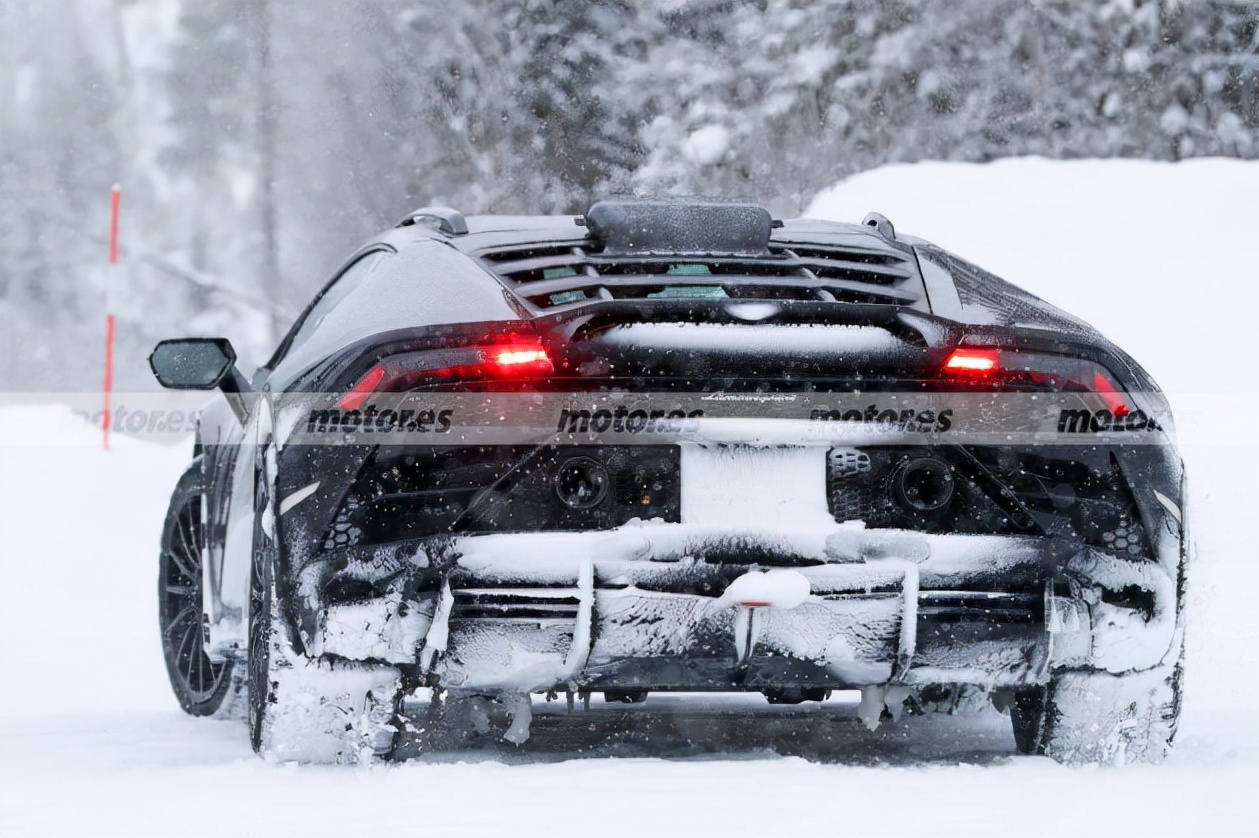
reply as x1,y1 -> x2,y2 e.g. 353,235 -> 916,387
337,338 -> 554,409
1091,370 -> 1130,417
940,346 -> 1132,414
338,365 -> 387,411
942,348 -> 1000,375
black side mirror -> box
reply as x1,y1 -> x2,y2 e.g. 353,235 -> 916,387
149,338 -> 237,389
149,338 -> 252,423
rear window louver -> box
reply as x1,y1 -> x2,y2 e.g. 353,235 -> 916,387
477,241 -> 920,309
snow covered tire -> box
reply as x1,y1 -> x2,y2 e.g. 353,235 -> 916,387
1011,662 -> 1183,765
247,445 -> 402,763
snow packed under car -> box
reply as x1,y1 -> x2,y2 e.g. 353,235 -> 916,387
150,197 -> 1188,765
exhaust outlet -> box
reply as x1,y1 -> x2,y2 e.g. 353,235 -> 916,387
894,457 -> 955,512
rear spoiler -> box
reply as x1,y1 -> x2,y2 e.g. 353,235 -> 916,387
534,299 -> 948,348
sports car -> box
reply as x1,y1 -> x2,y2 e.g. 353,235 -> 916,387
151,198 -> 1187,764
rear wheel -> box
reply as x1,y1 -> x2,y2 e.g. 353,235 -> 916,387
158,459 -> 238,716
1009,685 -> 1048,754
1011,660 -> 1183,764
247,444 -> 401,763
246,509 -> 278,755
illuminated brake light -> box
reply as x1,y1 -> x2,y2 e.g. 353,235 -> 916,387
493,348 -> 551,368
942,348 -> 1000,375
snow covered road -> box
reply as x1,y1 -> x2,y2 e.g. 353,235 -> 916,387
2,158 -> 1257,836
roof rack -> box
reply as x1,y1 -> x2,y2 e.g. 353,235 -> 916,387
397,205 -> 468,236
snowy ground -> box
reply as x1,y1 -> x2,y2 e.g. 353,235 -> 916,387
2,157 -> 1257,836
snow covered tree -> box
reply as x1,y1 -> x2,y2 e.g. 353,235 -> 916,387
2,0 -> 1256,390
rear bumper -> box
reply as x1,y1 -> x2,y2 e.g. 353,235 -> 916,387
305,521 -> 1179,693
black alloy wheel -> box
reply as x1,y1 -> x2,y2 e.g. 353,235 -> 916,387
159,462 -> 233,714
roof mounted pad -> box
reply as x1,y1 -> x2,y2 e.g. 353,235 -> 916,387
862,211 -> 896,240
584,198 -> 773,255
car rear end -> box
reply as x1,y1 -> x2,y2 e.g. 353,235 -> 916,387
270,201 -> 1185,740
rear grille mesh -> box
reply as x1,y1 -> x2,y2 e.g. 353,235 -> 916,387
323,496 -> 364,550
476,241 -> 921,308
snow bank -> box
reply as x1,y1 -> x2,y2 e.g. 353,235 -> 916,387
808,157 -> 1259,404
0,405 -> 192,717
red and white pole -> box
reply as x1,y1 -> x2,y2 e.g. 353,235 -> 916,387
103,184 -> 120,451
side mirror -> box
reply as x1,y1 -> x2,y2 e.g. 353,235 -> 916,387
149,338 -> 253,424
149,338 -> 237,389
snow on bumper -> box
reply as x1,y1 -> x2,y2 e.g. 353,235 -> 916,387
308,522 -> 1179,691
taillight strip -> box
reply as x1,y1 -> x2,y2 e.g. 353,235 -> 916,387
338,365 -> 387,410
337,339 -> 554,409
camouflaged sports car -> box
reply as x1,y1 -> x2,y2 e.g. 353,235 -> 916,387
152,198 -> 1187,763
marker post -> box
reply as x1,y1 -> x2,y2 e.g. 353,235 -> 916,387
103,184 -> 120,450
